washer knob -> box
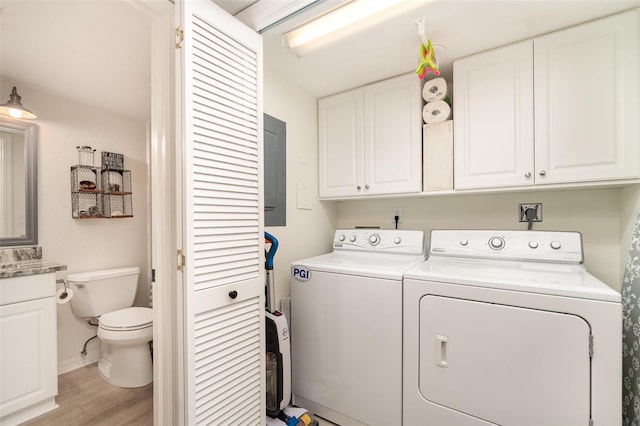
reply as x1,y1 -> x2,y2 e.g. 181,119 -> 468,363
394,237 -> 402,244
349,235 -> 357,242
528,241 -> 539,249
369,234 -> 380,246
489,236 -> 505,250
338,234 -> 345,242
550,241 -> 562,250
460,239 -> 468,246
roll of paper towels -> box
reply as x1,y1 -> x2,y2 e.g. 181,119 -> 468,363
423,100 -> 451,124
422,77 -> 448,102
56,287 -> 73,304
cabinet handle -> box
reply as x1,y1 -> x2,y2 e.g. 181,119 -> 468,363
524,172 -> 531,178
539,170 -> 547,176
365,184 -> 370,189
357,185 -> 362,190
228,290 -> 238,299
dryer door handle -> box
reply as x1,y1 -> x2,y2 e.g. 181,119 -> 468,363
435,335 -> 449,368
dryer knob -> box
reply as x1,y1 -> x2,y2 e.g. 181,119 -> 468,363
369,234 -> 380,246
338,234 -> 345,242
528,241 -> 539,249
460,239 -> 468,246
349,235 -> 357,242
394,237 -> 402,244
550,241 -> 562,250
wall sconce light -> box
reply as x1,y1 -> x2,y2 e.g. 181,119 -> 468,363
0,86 -> 37,119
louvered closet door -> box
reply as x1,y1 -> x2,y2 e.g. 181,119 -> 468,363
178,1 -> 264,424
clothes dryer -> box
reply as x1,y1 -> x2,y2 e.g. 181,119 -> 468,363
403,230 -> 621,426
290,229 -> 426,426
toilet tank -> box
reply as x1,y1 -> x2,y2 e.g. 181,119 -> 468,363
68,266 -> 141,318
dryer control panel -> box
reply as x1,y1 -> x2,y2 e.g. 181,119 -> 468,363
333,229 -> 426,256
429,230 -> 583,264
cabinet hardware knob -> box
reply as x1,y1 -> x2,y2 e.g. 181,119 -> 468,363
357,185 -> 362,190
524,172 -> 531,178
228,290 -> 238,299
539,170 -> 547,176
365,184 -> 370,189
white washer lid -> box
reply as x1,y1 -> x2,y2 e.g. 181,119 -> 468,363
100,307 -> 152,329
292,252 -> 426,280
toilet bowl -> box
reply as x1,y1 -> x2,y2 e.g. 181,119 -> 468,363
97,307 -> 153,388
67,267 -> 153,388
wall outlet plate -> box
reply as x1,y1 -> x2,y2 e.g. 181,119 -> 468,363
392,206 -> 403,223
518,203 -> 542,222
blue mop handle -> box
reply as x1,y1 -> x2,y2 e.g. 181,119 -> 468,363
265,232 -> 279,270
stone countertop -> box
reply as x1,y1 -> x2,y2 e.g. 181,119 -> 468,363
0,260 -> 67,279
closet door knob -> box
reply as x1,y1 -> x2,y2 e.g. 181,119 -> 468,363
228,290 -> 238,299
539,170 -> 547,176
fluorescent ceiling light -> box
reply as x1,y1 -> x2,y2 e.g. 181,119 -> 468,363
236,0 -> 322,33
284,0 -> 422,56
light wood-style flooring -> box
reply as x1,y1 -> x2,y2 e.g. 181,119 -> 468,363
22,363 -> 152,426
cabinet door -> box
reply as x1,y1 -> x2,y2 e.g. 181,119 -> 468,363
318,89 -> 364,198
534,10 -> 638,184
363,73 -> 422,195
0,297 -> 57,417
454,41 -> 534,189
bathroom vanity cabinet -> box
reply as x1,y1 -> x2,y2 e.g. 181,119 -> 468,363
0,272 -> 58,425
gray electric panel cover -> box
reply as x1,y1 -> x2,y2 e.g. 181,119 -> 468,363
264,113 -> 286,226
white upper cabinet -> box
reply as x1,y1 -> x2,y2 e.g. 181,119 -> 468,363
454,9 -> 639,190
454,41 -> 534,189
319,73 -> 422,199
319,89 -> 364,198
534,10 -> 638,184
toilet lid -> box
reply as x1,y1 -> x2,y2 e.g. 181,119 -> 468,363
100,307 -> 152,330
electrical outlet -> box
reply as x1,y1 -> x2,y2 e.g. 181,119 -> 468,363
518,203 -> 542,222
392,206 -> 403,223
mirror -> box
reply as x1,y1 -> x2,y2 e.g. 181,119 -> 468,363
0,118 -> 37,246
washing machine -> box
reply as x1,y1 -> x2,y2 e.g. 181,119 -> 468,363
403,229 -> 621,426
290,229 -> 426,426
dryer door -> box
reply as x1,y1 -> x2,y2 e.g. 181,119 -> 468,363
419,295 -> 591,426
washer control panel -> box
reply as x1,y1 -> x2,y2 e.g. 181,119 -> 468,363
430,230 -> 583,264
333,229 -> 425,255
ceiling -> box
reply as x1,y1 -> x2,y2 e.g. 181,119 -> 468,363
1,0 -> 638,120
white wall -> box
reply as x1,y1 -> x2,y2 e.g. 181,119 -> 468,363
1,79 -> 150,373
337,187 -> 631,291
263,67 -> 337,305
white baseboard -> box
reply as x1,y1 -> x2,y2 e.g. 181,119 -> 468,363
58,353 -> 100,375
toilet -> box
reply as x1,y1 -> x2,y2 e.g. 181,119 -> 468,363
67,266 -> 153,388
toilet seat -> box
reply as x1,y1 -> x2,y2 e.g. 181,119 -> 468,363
99,307 -> 152,331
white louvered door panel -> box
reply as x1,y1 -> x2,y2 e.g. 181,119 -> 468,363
178,1 -> 264,424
